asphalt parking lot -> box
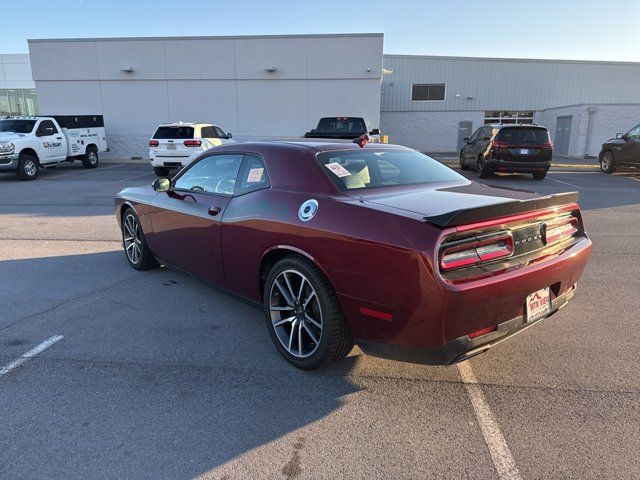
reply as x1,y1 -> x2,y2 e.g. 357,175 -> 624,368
1,160 -> 639,480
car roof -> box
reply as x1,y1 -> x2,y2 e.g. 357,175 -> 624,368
271,140 -> 411,153
488,123 -> 547,129
157,122 -> 213,127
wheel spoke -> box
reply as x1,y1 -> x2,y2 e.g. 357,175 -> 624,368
304,313 -> 321,329
288,319 -> 297,352
302,322 -> 318,345
275,278 -> 295,306
124,218 -> 134,237
282,272 -> 296,303
297,277 -> 306,302
271,305 -> 294,311
298,321 -> 303,356
303,290 -> 316,308
273,315 -> 295,327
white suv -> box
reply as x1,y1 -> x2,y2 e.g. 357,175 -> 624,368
149,122 -> 234,176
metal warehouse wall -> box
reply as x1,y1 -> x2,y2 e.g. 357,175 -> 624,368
28,34 -> 383,158
381,55 -> 640,112
0,54 -> 34,89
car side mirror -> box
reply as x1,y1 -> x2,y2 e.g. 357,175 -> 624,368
463,136 -> 469,143
226,132 -> 232,139
370,128 -> 380,135
152,177 -> 171,193
616,133 -> 625,139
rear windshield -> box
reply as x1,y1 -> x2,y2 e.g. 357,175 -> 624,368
316,117 -> 367,134
497,128 -> 549,144
317,149 -> 463,191
153,126 -> 194,139
0,119 -> 36,133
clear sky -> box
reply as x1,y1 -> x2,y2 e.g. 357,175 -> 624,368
2,0 -> 639,61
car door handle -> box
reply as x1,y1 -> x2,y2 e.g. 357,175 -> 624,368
56,137 -> 62,140
208,205 -> 222,216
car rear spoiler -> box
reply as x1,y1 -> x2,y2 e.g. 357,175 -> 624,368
424,191 -> 579,228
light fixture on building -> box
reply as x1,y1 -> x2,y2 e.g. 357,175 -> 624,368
265,66 -> 277,72
466,96 -> 474,100
120,67 -> 135,73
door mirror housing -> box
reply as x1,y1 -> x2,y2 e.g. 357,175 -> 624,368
463,136 -> 470,143
226,132 -> 232,139
616,133 -> 625,139
370,128 -> 380,135
152,177 -> 171,193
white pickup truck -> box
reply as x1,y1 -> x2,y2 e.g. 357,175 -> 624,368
0,115 -> 108,180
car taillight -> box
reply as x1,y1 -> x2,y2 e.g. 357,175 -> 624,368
543,215 -> 578,245
540,141 -> 553,150
440,232 -> 514,271
149,140 -> 159,147
183,140 -> 202,147
491,140 -> 510,149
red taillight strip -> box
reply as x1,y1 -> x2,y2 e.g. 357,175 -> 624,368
149,140 -> 159,147
183,140 -> 202,147
455,203 -> 579,233
440,232 -> 514,270
543,216 -> 578,244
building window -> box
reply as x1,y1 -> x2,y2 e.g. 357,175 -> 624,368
0,89 -> 38,116
411,84 -> 445,101
484,111 -> 534,125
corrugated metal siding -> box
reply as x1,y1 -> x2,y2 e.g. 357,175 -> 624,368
382,55 -> 640,112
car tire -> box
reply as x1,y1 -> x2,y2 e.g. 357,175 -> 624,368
532,171 -> 547,180
459,152 -> 468,170
121,208 -> 158,271
600,151 -> 616,174
264,255 -> 353,369
476,155 -> 490,179
153,167 -> 171,177
16,154 -> 39,181
82,146 -> 99,169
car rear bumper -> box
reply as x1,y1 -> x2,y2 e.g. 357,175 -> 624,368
149,151 -> 199,168
358,282 -> 577,365
487,158 -> 551,172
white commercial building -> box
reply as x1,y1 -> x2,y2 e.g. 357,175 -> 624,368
381,54 -> 640,157
15,34 -> 640,158
28,34 -> 383,158
0,54 -> 38,116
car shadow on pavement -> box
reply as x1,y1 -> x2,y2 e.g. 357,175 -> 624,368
0,250 -> 361,480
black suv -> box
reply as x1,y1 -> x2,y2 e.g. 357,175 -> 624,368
459,124 -> 553,180
598,124 -> 640,173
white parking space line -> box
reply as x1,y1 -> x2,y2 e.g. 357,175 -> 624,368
458,361 -> 522,480
0,335 -> 64,378
546,176 -> 580,188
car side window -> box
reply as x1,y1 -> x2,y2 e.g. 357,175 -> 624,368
235,155 -> 270,196
200,126 -> 217,139
36,120 -> 58,136
214,126 -> 227,138
468,128 -> 481,143
627,125 -> 640,139
479,126 -> 492,141
173,154 -> 244,195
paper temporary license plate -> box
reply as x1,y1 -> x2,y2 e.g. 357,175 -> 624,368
520,148 -> 529,155
525,287 -> 551,322
166,144 -> 177,150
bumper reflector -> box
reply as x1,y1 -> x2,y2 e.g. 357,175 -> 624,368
468,326 -> 498,339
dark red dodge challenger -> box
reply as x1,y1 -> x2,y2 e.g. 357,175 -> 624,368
115,141 -> 592,369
